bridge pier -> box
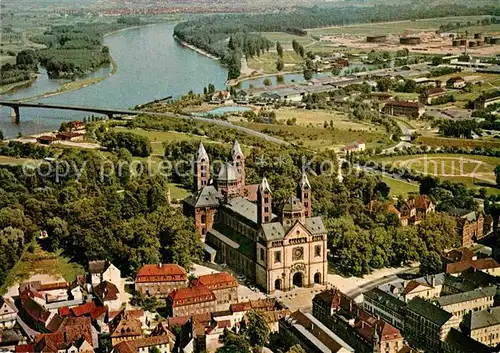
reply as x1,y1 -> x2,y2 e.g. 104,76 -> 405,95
11,106 -> 20,124
107,113 -> 113,119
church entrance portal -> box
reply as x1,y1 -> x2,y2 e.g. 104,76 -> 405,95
314,272 -> 321,284
275,279 -> 282,291
292,272 -> 303,287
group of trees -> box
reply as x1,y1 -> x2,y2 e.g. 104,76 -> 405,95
438,16 -> 498,32
439,119 -> 478,138
97,130 -> 152,157
291,40 -> 305,58
0,49 -> 38,86
0,140 -> 53,159
217,311 -> 270,353
0,145 -> 203,287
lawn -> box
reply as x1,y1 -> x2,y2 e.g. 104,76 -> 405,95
113,127 -> 211,155
377,153 -> 500,195
382,176 -> 419,197
307,16 -> 493,36
1,244 -> 85,295
237,121 -> 388,151
246,51 -> 303,74
259,32 -> 316,50
274,108 -> 380,131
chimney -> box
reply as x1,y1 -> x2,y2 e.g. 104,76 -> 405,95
431,275 -> 436,287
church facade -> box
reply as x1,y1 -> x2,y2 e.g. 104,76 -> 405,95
183,141 -> 328,294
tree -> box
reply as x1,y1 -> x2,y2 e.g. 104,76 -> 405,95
495,166 -> 500,187
0,130 -> 3,141
245,310 -> 270,352
217,331 -> 251,353
417,213 -> 459,252
263,78 -> 272,86
276,58 -> 284,71
276,41 -> 283,58
420,251 -> 443,275
287,345 -> 306,353
303,69 -> 313,81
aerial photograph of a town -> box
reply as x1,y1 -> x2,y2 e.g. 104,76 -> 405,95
1,0 -> 500,352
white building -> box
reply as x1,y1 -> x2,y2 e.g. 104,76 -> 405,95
88,260 -> 121,287
0,297 -> 18,329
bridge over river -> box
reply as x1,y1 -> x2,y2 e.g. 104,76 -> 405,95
0,101 -> 288,145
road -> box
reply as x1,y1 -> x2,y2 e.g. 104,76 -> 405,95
346,266 -> 419,300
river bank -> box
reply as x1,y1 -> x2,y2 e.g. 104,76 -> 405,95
227,69 -> 304,86
173,36 -> 220,61
0,75 -> 38,95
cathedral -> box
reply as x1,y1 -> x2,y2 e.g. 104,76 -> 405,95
183,141 -> 328,293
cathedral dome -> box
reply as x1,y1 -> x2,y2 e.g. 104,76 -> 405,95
282,196 -> 305,213
217,162 -> 240,182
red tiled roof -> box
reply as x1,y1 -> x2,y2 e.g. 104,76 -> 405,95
71,301 -> 96,317
230,302 -> 252,313
135,264 -> 186,283
109,309 -> 144,321
414,195 -> 433,210
242,184 -> 259,202
446,257 -> 500,274
442,248 -> 476,263
193,272 -> 238,290
425,87 -> 447,96
37,135 -> 59,142
16,344 -> 34,353
114,336 -> 171,353
167,286 -> 216,307
402,280 -> 430,296
35,316 -> 95,351
94,281 -> 119,301
472,258 -> 500,270
39,282 -> 68,291
109,310 -> 142,339
58,307 -> 72,317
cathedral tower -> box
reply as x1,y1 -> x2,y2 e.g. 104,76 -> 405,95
257,177 -> 272,224
297,172 -> 312,217
194,143 -> 210,191
232,139 -> 245,188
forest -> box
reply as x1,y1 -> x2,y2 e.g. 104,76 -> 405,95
174,2 -> 500,79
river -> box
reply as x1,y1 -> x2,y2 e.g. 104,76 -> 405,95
0,23 -> 231,138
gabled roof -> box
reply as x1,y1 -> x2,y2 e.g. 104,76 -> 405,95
109,310 -> 142,338
183,185 -> 222,208
88,260 -> 113,274
94,281 -> 119,301
465,307 -> 500,331
407,297 -> 453,326
258,177 -> 272,194
0,296 -> 18,314
304,217 -> 326,235
299,172 -> 311,189
402,280 -> 431,296
194,272 -> 238,290
114,335 -> 172,353
136,264 -> 186,281
437,286 -> 497,307
167,286 -> 216,307
261,222 -> 285,241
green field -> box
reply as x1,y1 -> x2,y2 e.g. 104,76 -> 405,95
260,32 -> 316,50
378,153 -> 500,194
247,51 -> 303,74
382,176 -> 419,197
307,16 -> 493,36
0,245 -> 84,295
238,121 -> 388,151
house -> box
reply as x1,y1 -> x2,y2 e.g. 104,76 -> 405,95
382,100 -> 425,118
34,316 -> 99,353
113,336 -> 172,353
109,310 -> 143,346
400,194 -> 435,225
18,291 -> 65,333
420,87 -> 447,104
211,91 -> 231,103
93,281 -> 121,311
363,287 -> 406,330
436,286 -> 496,320
88,260 -> 121,287
191,272 -> 238,311
447,77 -> 467,89
0,297 -> 18,329
462,307 -> 500,347
36,135 -> 59,145
341,140 -> 366,153
404,297 -> 460,352
474,91 -> 500,110
68,121 -> 86,131
279,310 -> 354,353
447,208 -> 485,247
56,132 -> 84,142
19,281 -> 84,311
367,201 -> 401,220
135,264 -> 187,296
166,286 -> 217,318
442,328 -> 496,353
312,289 -> 405,353
447,257 -> 500,277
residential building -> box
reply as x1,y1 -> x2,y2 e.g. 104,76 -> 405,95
382,100 -> 425,118
93,281 -> 121,310
36,136 -> 59,145
436,286 -> 496,319
447,77 -> 467,89
0,297 -> 18,329
312,289 -> 404,353
474,91 -> 500,110
462,307 -> 500,347
34,316 -> 99,353
400,195 -> 435,225
18,292 -> 65,333
211,90 -> 231,103
166,286 -> 217,318
56,132 -> 84,142
341,140 -> 366,153
191,272 -> 238,311
113,336 -> 172,353
420,87 -> 447,104
185,141 -> 328,294
135,264 -> 187,296
404,297 -> 460,352
88,260 -> 121,286
447,208 -> 485,247
442,328 -> 496,353
109,310 -> 143,346
363,288 -> 406,330
279,310 -> 354,353
68,121 -> 86,131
